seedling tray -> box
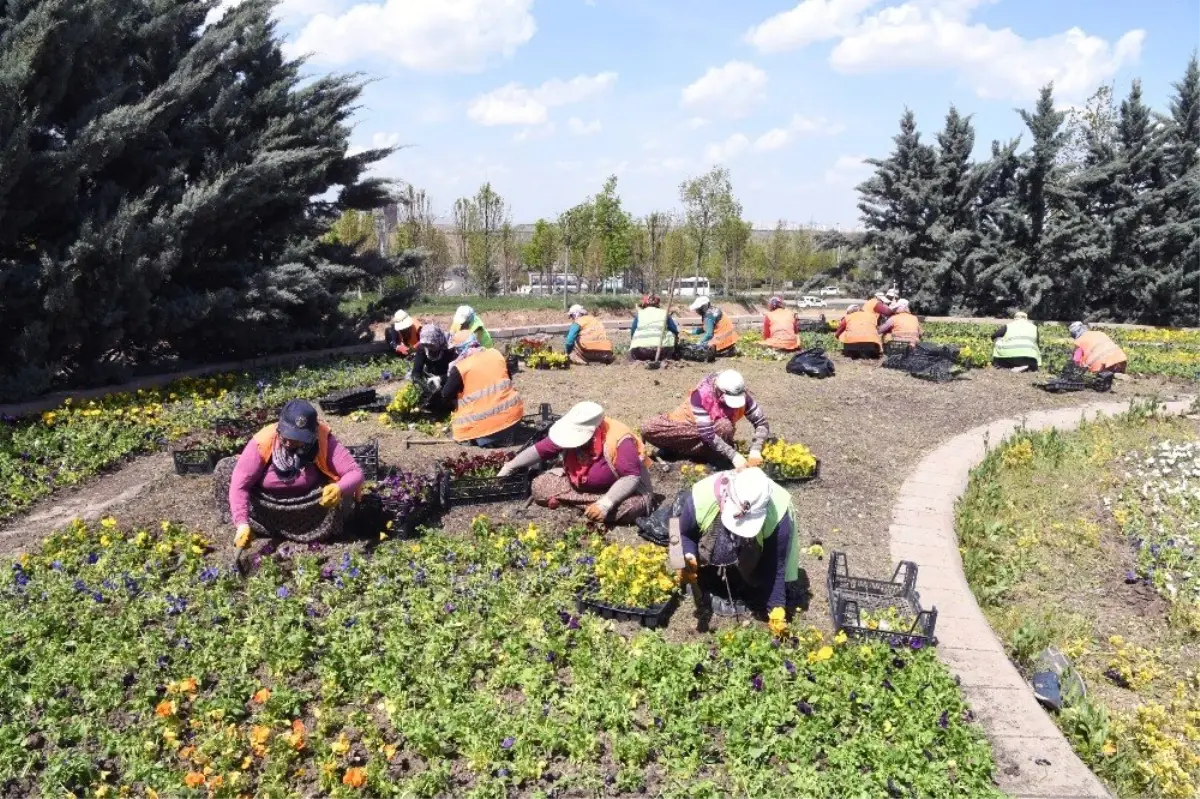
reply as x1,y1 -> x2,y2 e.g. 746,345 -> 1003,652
827,551 -> 938,647
763,458 -> 821,485
576,582 -> 681,629
172,448 -> 219,476
318,386 -> 378,414
345,440 -> 380,482
438,468 -> 532,508
679,344 -> 716,363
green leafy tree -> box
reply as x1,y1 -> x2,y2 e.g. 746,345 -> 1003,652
714,199 -> 751,294
523,219 -> 562,292
680,167 -> 734,292
0,0 -> 394,399
590,175 -> 634,288
765,220 -> 792,295
642,212 -> 673,294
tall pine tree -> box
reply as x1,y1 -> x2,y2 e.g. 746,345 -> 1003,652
857,109 -> 938,297
0,0 -> 394,399
922,107 -> 986,314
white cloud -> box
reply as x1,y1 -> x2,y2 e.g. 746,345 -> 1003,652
753,114 -> 843,151
745,0 -> 881,52
705,133 -> 750,163
680,61 -> 767,119
513,123 -> 556,143
828,0 -> 1145,102
286,0 -> 536,71
824,154 -> 873,185
372,132 -> 403,148
685,116 -> 711,130
468,72 -> 617,126
568,117 -> 602,136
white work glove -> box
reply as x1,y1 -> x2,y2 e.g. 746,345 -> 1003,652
427,375 -> 442,391
732,453 -> 748,470
496,462 -> 515,478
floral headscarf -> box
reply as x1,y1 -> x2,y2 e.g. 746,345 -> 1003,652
454,334 -> 484,363
767,296 -> 785,310
640,294 -> 661,308
419,324 -> 449,354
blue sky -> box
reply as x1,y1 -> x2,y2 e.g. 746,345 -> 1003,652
220,0 -> 1197,229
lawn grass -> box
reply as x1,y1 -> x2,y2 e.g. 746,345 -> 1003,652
956,399 -> 1200,798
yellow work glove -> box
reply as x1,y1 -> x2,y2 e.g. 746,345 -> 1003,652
584,502 -> 607,523
747,451 -> 764,468
318,483 -> 343,509
234,524 -> 252,549
678,553 -> 699,585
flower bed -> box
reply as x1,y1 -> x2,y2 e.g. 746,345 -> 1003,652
956,404 -> 1200,798
526,351 -> 569,370
0,515 -> 999,798
0,358 -> 393,521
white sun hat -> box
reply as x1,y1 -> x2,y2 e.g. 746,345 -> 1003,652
548,401 -> 605,449
567,304 -> 587,318
886,288 -> 900,299
453,305 -> 475,325
392,309 -> 413,331
689,296 -> 711,312
720,467 -> 771,538
893,299 -> 910,313
714,370 -> 747,408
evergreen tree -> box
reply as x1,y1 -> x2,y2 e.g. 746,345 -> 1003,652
0,0 -> 393,399
856,109 -> 938,298
922,107 -> 986,314
962,138 -> 1021,314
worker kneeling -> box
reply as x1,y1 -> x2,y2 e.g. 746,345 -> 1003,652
667,467 -> 799,617
565,304 -> 615,365
991,311 -> 1042,372
217,400 -> 364,547
641,370 -> 769,466
386,310 -> 421,356
628,295 -> 680,361
442,335 -> 524,446
761,296 -> 801,351
689,296 -> 739,356
835,304 -> 883,359
498,402 -> 653,526
449,305 -> 494,348
1069,322 -> 1128,374
878,299 -> 920,347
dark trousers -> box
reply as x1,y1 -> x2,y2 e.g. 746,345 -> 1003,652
630,345 -> 680,361
842,343 -> 881,359
992,356 -> 1039,372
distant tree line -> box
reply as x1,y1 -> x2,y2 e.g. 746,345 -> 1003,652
0,0 -> 410,401
857,57 -> 1200,325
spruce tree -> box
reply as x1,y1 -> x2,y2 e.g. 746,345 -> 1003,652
963,138 -> 1021,314
922,107 -> 986,314
0,0 -> 394,399
856,109 -> 938,297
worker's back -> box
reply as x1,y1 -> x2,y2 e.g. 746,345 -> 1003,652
840,310 -> 882,346
631,307 -> 674,349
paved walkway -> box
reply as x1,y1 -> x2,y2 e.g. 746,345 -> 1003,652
890,397 -> 1194,799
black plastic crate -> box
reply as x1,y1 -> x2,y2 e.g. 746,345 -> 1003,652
345,440 -> 380,482
679,343 -> 717,363
576,582 -> 681,629
827,551 -> 937,647
763,458 -> 821,485
172,448 -> 218,476
797,315 -> 829,333
438,468 -> 532,508
318,386 -> 378,414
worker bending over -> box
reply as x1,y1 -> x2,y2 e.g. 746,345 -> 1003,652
498,402 -> 653,526
386,310 -> 421,356
449,305 -> 494,348
835,304 -> 883,359
641,370 -> 769,467
878,299 -> 921,346
761,296 -> 801,351
991,312 -> 1042,372
1069,322 -> 1128,373
629,295 -> 680,361
564,304 -> 615,365
442,335 -> 524,446
689,296 -> 739,356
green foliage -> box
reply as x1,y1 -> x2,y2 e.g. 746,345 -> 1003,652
0,0 -> 397,400
0,517 -> 999,798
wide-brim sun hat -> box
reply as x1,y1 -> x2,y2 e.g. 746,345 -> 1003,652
393,310 -> 413,331
453,305 -> 474,325
720,468 -> 770,539
548,401 -> 604,449
689,296 -> 711,311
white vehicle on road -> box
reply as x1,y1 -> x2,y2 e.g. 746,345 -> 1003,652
819,286 -> 841,296
796,295 -> 828,309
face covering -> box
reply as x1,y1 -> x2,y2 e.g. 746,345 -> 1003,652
271,438 -> 317,481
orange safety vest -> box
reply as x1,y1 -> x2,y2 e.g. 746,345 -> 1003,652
575,315 -> 613,353
451,348 -> 525,442
565,418 -> 650,483
711,312 -> 739,352
887,312 -> 921,344
764,308 -> 799,350
401,323 -> 422,349
1076,331 -> 1127,373
863,298 -> 886,315
839,310 -> 883,347
252,423 -> 363,498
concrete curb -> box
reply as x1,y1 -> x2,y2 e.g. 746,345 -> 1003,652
890,396 -> 1194,799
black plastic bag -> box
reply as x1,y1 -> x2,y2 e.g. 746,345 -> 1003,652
679,343 -> 717,363
786,347 -> 836,378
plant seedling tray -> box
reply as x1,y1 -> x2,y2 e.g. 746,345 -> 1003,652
438,468 -> 532,508
318,386 -> 378,414
172,448 -> 219,476
763,458 -> 821,485
575,582 -> 681,629
345,440 -> 380,482
826,550 -> 938,648
679,344 -> 717,363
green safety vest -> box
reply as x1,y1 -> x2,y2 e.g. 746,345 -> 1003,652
630,307 -> 675,350
992,318 -> 1041,366
690,474 -> 800,582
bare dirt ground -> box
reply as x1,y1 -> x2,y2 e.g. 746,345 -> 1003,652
0,354 -> 1187,638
